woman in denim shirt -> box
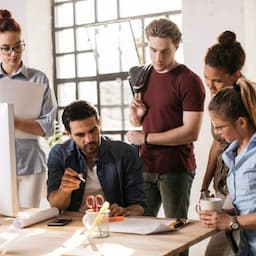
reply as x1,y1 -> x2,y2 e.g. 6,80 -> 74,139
200,78 -> 256,255
0,10 -> 56,208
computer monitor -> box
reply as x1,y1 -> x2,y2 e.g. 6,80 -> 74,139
0,103 -> 19,217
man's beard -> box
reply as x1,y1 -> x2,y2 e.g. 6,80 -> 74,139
82,142 -> 99,155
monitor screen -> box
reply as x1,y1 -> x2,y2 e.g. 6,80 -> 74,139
0,103 -> 19,217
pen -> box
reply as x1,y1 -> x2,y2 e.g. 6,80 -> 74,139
169,219 -> 187,230
77,173 -> 86,183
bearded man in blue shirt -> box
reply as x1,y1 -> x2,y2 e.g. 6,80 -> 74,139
47,100 -> 145,217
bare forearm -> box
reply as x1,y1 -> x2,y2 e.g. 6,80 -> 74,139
15,118 -> 45,136
145,111 -> 203,146
201,140 -> 221,190
48,189 -> 72,210
146,126 -> 198,146
238,214 -> 256,229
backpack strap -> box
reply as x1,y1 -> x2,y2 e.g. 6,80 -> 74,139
128,64 -> 153,94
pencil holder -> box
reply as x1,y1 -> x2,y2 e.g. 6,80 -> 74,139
83,209 -> 110,238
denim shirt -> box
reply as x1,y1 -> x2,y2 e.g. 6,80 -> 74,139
47,137 -> 146,211
0,63 -> 57,175
223,132 -> 256,255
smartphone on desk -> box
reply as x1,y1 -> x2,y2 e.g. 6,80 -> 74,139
48,218 -> 72,226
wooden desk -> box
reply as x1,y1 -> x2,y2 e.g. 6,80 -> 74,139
0,213 -> 216,256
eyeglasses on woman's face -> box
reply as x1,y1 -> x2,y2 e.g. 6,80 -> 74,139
0,42 -> 25,55
211,118 -> 237,132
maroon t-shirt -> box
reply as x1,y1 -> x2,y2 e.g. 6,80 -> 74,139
141,65 -> 205,174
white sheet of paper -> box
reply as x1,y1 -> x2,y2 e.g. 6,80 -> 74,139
109,217 -> 177,235
12,207 -> 59,228
0,78 -> 45,139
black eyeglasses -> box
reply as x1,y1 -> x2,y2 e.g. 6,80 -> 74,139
0,42 -> 25,55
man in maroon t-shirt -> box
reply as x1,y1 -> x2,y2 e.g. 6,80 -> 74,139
127,18 -> 205,229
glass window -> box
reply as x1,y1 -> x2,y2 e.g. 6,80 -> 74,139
97,0 -> 117,21
77,52 -> 97,77
76,27 -> 96,51
96,24 -> 120,74
119,21 -> 141,70
123,80 -> 133,105
54,0 -> 69,2
120,0 -> 181,17
52,0 -> 182,139
75,0 -> 95,25
78,82 -> 98,105
54,3 -> 73,28
101,107 -> 122,131
55,29 -> 74,53
56,54 -> 75,79
57,83 -> 76,107
100,80 -> 121,105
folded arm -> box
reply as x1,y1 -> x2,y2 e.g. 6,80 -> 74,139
127,111 -> 203,146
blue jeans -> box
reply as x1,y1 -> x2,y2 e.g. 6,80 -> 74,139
143,171 -> 194,218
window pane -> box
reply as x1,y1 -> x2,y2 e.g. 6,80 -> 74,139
119,22 -> 140,71
76,27 -> 96,51
97,0 -> 117,21
96,24 -> 120,73
100,81 -> 121,105
124,107 -> 138,130
75,0 -> 95,25
56,54 -> 75,78
103,134 -> 121,141
55,29 -> 74,53
129,20 -> 144,64
123,80 -> 133,104
101,107 -> 122,131
77,53 -> 97,77
54,3 -> 73,27
78,81 -> 98,104
54,0 -> 69,2
120,0 -> 181,17
57,83 -> 76,107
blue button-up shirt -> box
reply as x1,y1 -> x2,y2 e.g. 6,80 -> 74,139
0,63 -> 57,175
223,132 -> 256,255
47,137 -> 146,211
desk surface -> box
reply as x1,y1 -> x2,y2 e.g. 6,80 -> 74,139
0,212 -> 216,256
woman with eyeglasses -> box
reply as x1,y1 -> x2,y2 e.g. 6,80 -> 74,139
200,78 -> 256,256
0,9 -> 56,208
198,31 -> 246,256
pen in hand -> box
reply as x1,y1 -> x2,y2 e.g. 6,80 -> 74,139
78,173 -> 86,183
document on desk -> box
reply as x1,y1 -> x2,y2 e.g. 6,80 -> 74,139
0,78 -> 45,139
13,207 -> 59,228
109,217 -> 187,235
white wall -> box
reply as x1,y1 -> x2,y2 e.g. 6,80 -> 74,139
2,0 -> 53,86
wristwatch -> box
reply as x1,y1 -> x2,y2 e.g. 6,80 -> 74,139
230,216 -> 240,231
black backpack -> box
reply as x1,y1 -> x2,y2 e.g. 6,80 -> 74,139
128,64 -> 153,95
